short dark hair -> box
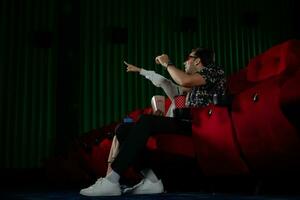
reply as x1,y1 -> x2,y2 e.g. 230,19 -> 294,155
193,48 -> 215,66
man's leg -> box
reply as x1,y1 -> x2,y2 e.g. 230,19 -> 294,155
107,123 -> 135,175
80,115 -> 191,196
80,123 -> 135,196
111,114 -> 191,176
112,115 -> 191,194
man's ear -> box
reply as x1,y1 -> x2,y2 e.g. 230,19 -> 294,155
195,57 -> 201,66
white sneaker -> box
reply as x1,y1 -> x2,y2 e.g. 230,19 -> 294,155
123,178 -> 164,195
79,177 -> 121,196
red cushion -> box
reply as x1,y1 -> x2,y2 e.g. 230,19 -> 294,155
164,98 -> 172,114
150,134 -> 195,158
231,79 -> 300,174
246,39 -> 300,82
227,68 -> 255,95
280,70 -> 300,106
191,106 -> 249,176
80,138 -> 112,177
279,70 -> 300,131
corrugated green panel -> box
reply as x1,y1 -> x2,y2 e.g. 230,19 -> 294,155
0,0 -> 56,168
80,0 -> 295,133
0,1 -> 6,165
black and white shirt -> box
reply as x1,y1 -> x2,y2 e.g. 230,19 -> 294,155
186,64 -> 226,107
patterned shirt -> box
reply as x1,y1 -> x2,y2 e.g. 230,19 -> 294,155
186,64 -> 226,107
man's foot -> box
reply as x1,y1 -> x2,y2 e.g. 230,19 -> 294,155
123,178 -> 164,195
80,177 -> 121,196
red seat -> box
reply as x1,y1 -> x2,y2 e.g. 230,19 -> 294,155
231,78 -> 300,175
191,105 -> 249,176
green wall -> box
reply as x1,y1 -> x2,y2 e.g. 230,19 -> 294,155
0,0 -> 297,168
0,0 -> 56,168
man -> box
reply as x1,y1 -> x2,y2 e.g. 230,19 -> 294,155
80,47 -> 226,196
105,56 -> 187,176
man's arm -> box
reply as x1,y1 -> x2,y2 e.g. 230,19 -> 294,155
167,65 -> 206,87
155,55 -> 206,87
125,61 -> 182,99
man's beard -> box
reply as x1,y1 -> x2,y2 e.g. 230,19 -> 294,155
185,63 -> 197,74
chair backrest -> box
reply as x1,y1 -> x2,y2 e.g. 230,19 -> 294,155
246,39 -> 300,82
227,39 -> 300,96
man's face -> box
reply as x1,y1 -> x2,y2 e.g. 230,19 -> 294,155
184,52 -> 200,74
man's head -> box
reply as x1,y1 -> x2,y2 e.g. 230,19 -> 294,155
184,48 -> 215,74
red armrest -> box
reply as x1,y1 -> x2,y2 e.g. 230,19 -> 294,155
190,106 -> 249,176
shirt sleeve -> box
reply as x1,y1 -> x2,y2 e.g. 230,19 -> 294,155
140,68 -> 181,99
199,67 -> 217,87
140,69 -> 165,87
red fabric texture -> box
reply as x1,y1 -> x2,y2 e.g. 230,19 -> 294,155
152,134 -> 195,158
80,138 -> 112,177
191,106 -> 249,176
246,39 -> 300,82
174,95 -> 187,108
279,70 -> 300,130
227,39 -> 300,175
280,70 -> 300,106
165,97 -> 172,111
227,68 -> 254,95
231,78 -> 300,175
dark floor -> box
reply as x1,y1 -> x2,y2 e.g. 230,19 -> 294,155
2,190 -> 300,200
0,188 -> 300,200
1,169 -> 299,200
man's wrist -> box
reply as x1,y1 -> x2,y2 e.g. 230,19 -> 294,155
166,61 -> 174,69
165,60 -> 174,69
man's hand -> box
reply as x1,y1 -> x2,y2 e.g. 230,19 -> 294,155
155,54 -> 169,68
124,61 -> 141,72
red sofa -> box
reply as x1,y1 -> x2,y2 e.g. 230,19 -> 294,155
192,39 -> 300,177
60,40 -> 300,186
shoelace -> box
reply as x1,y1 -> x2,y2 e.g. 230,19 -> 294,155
124,179 -> 145,193
95,178 -> 103,184
133,179 -> 145,189
89,178 -> 103,188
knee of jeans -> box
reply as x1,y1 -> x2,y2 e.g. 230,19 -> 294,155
139,114 -> 154,122
138,114 -> 155,129
115,123 -> 133,143
115,124 -> 125,139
